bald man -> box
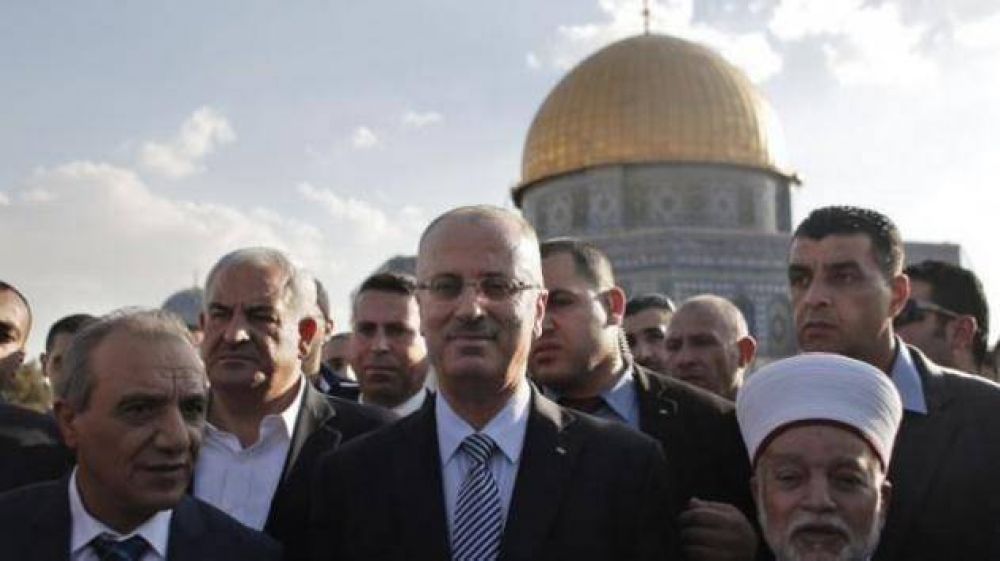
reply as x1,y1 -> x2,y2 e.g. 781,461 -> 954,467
663,295 -> 756,401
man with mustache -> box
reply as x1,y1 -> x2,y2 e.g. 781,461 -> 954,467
0,309 -> 281,559
788,206 -> 1000,561
310,206 -> 678,561
736,353 -> 902,561
350,271 -> 431,416
193,247 -> 392,552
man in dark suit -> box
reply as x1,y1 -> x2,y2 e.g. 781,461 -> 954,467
788,205 -> 1000,561
0,280 -> 73,493
529,238 -> 759,561
0,308 -> 280,559
310,206 -> 677,561
193,247 -> 392,549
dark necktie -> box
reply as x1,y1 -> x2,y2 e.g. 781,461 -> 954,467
558,394 -> 605,414
90,534 -> 149,561
451,433 -> 503,561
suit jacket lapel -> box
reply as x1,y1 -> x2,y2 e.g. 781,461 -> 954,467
499,389 -> 579,561
282,380 -> 336,481
264,381 -> 342,535
394,395 -> 451,560
880,348 -> 957,559
633,365 -> 679,446
28,479 -> 72,561
165,496 -> 206,560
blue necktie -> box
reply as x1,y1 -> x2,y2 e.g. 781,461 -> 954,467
90,534 -> 149,561
451,433 -> 503,561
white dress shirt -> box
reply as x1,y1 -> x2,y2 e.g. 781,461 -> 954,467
360,387 -> 429,417
436,379 -> 531,537
69,469 -> 171,561
194,376 -> 306,530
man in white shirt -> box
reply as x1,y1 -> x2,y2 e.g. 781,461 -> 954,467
0,308 -> 279,560
193,247 -> 392,551
350,271 -> 431,417
310,206 -> 678,561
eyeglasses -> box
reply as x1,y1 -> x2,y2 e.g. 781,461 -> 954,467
894,298 -> 959,327
416,275 -> 540,302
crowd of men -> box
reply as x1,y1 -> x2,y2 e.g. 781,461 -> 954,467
1,204 -> 999,561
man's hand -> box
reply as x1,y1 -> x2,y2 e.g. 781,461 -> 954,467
678,497 -> 758,561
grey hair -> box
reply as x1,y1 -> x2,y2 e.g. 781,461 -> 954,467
56,308 -> 200,411
204,247 -> 315,317
417,205 -> 543,284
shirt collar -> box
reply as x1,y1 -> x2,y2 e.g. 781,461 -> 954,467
205,374 -> 306,443
392,388 -> 428,417
889,338 -> 928,414
69,468 -> 172,558
600,363 -> 636,422
540,363 -> 637,426
436,379 -> 531,466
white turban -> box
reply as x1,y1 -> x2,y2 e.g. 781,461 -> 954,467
736,352 -> 903,469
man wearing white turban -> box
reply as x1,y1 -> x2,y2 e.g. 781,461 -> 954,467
737,353 -> 903,561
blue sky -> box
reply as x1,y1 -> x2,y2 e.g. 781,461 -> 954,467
2,0 -> 999,354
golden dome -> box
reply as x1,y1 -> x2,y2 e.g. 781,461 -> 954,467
517,34 -> 794,202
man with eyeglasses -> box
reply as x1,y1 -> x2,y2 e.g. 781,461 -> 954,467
787,205 -> 1000,561
894,260 -> 994,381
310,206 -> 678,561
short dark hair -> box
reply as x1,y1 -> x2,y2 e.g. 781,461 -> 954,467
45,314 -> 97,353
625,293 -> 676,316
793,206 -> 904,279
353,272 -> 418,319
357,271 -> 417,297
539,238 -> 615,289
0,280 -> 32,338
905,260 -> 990,366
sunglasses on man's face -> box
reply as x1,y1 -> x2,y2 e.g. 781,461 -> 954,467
894,298 -> 959,327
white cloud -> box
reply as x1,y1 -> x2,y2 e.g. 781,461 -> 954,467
0,193 -> 9,206
139,106 -> 236,179
401,110 -> 443,129
296,182 -> 428,242
20,188 -> 56,204
538,0 -> 783,82
351,126 -> 379,149
0,160 -> 350,348
769,0 -> 936,87
525,51 -> 541,69
954,9 -> 1000,50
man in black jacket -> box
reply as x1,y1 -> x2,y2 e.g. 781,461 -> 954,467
193,247 -> 392,552
0,308 -> 280,560
529,238 -> 760,561
788,205 -> 1000,561
0,280 -> 73,493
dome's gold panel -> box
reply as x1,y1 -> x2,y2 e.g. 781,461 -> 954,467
518,34 -> 793,197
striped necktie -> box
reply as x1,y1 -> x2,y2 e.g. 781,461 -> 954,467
451,433 -> 503,561
90,534 -> 149,561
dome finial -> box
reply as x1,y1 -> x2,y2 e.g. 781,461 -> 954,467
642,0 -> 650,34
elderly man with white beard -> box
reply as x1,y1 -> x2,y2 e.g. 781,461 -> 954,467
736,353 -> 903,561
